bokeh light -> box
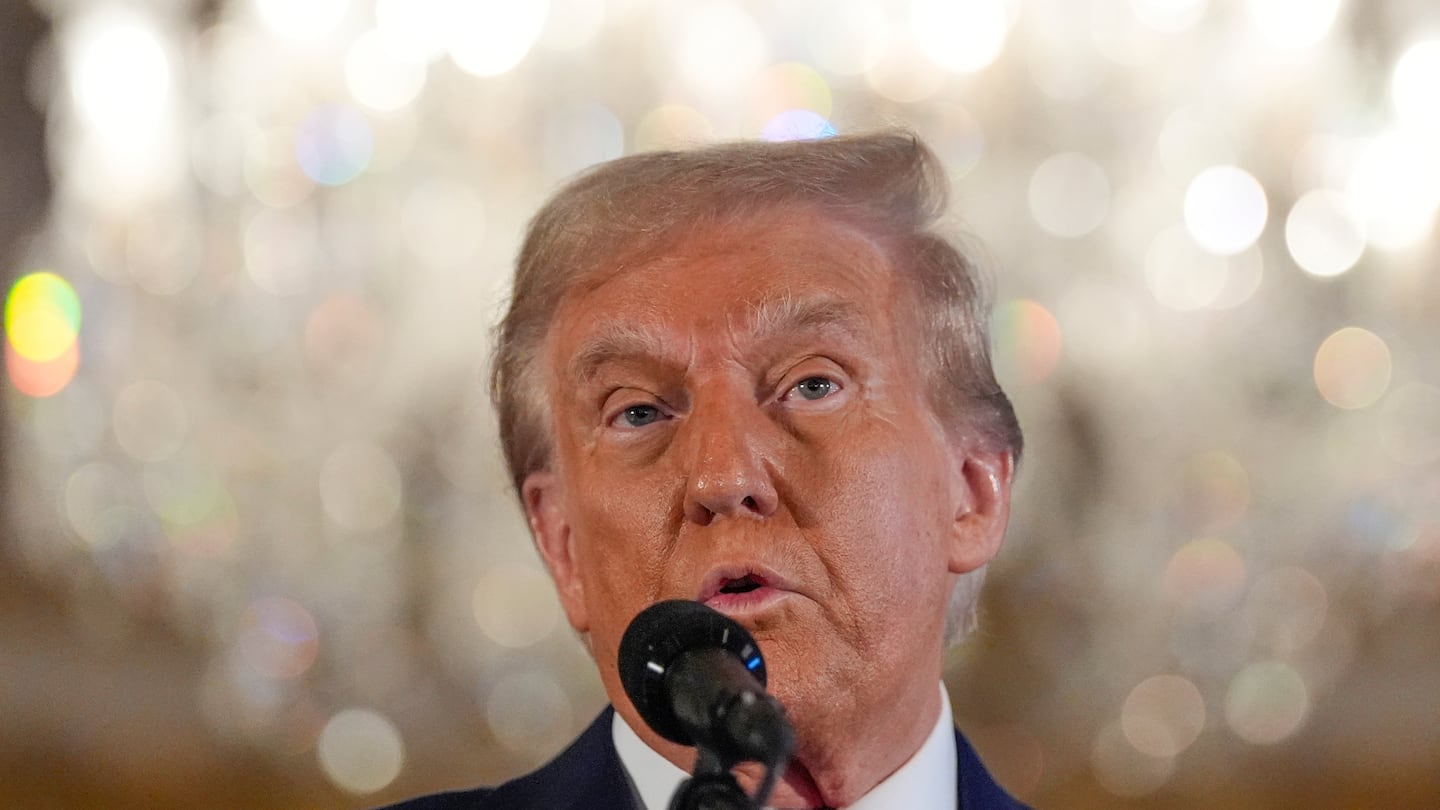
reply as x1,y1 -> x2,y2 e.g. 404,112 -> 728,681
1091,721 -> 1175,798
1055,283 -> 1150,369
123,221 -> 201,296
804,1 -> 888,76
1028,152 -> 1111,238
6,342 -> 80,398
634,105 -> 714,151
751,62 -> 834,135
993,299 -> 1063,385
295,106 -> 374,187
1313,327 -> 1392,410
1164,538 -> 1247,617
5,272 -> 81,363
485,670 -> 574,757
761,110 -> 838,142
1290,134 -> 1350,195
62,3 -> 180,202
1243,566 -> 1328,657
1120,674 -> 1206,758
1144,226 -> 1228,310
541,103 -> 624,178
318,441 -> 403,532
1025,7 -> 1107,101
1210,247 -> 1264,309
1090,0 -> 1162,67
1177,451 -> 1250,534
1285,190 -> 1365,278
345,29 -> 428,112
317,707 -> 405,795
304,295 -> 384,380
68,10 -> 171,139
667,2 -> 766,93
1391,39 -> 1440,132
254,0 -> 349,41
243,207 -> 321,296
1225,660 -> 1309,744
1245,0 -> 1342,50
540,0 -> 607,51
1128,0 -> 1208,34
864,32 -> 946,103
758,62 -> 833,115
1156,106 -> 1237,182
237,596 -> 320,679
374,0 -> 451,61
65,462 -> 126,549
473,563 -> 561,648
923,102 -> 986,176
1346,129 -> 1440,251
910,0 -> 1011,74
448,1 -> 549,77
145,457 -> 239,557
1184,166 -> 1268,256
244,129 -> 316,208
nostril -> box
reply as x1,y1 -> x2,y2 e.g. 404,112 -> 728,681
741,496 -> 757,510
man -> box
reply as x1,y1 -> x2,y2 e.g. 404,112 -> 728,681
388,131 -> 1026,809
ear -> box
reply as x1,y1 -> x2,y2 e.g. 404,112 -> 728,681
522,471 -> 590,635
947,447 -> 1015,574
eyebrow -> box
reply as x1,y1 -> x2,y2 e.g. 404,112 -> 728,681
568,320 -> 679,384
566,293 -> 870,384
740,292 -> 869,349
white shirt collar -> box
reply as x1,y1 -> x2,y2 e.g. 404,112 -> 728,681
611,682 -> 957,810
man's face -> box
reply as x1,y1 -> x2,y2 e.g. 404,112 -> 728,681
523,208 -> 1009,756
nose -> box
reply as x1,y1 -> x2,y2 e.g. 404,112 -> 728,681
681,399 -> 779,525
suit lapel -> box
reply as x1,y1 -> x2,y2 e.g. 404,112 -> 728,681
953,725 -> 1030,809
522,706 -> 639,810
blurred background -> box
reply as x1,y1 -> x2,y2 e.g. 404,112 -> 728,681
2,0 -> 1437,807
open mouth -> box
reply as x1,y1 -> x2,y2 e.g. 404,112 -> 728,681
718,574 -> 764,595
697,565 -> 795,613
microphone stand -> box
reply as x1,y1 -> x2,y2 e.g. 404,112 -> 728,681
667,745 -> 755,810
662,649 -> 793,810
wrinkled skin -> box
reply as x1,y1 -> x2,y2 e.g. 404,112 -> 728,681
523,208 -> 1013,809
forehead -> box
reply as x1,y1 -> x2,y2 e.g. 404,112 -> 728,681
549,209 -> 905,351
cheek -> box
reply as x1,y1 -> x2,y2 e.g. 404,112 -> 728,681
570,469 -> 681,608
810,424 -> 954,611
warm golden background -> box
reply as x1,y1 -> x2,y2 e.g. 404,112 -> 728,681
2,0 -> 1437,807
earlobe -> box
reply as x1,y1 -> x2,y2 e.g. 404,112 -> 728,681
948,448 -> 1015,574
522,471 -> 590,635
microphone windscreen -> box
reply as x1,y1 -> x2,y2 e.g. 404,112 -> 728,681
617,599 -> 767,746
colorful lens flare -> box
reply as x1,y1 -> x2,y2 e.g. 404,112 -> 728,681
993,299 -> 1063,385
295,105 -> 374,187
4,271 -> 82,397
761,109 -> 838,142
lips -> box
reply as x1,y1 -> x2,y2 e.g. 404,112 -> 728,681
696,565 -> 796,615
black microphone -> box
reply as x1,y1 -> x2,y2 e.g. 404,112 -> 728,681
618,599 -> 796,770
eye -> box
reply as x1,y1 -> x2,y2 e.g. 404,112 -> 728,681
788,376 -> 836,401
616,403 -> 664,428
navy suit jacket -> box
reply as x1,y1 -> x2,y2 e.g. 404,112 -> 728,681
380,707 -> 1030,809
